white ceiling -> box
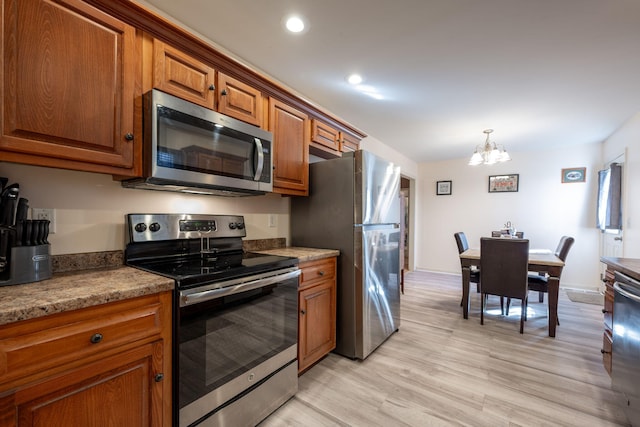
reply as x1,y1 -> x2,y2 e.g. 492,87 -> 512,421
139,0 -> 640,163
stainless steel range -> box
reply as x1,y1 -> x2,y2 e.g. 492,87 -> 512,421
124,214 -> 299,427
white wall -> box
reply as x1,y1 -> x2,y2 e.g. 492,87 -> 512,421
360,136 -> 418,179
415,142 -> 603,290
602,112 -> 640,258
1,163 -> 290,255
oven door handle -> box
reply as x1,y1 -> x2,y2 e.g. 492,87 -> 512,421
180,268 -> 300,307
614,281 -> 640,303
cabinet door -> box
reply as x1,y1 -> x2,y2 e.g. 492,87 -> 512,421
340,132 -> 360,153
298,280 -> 336,373
217,73 -> 263,127
5,341 -> 165,427
268,98 -> 309,196
152,39 -> 216,109
1,0 -> 138,175
311,119 -> 340,152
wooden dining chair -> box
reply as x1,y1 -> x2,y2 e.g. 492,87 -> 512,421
528,236 -> 575,304
480,237 -> 530,333
454,232 -> 480,294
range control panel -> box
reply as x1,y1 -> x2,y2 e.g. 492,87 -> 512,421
127,214 -> 246,243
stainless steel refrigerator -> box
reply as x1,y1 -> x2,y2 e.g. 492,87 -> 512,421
291,150 -> 401,360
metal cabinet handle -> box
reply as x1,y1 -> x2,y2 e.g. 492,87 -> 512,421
601,349 -> 611,354
155,373 -> 164,382
124,133 -> 134,141
221,89 -> 228,96
253,138 -> 264,181
208,84 -> 215,91
318,271 -> 325,276
90,333 -> 103,344
300,309 -> 306,315
602,308 -> 608,314
614,237 -> 623,241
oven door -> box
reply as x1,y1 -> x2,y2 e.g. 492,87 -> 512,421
177,267 -> 299,427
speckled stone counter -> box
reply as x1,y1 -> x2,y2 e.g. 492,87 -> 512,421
253,247 -> 339,263
0,267 -> 174,326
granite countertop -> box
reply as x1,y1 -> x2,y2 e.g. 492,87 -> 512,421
601,257 -> 640,281
253,247 -> 339,263
0,244 -> 337,327
0,266 -> 174,326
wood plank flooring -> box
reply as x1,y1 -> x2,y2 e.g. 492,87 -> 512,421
260,270 -> 630,426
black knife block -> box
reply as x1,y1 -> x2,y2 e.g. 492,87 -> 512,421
0,244 -> 52,286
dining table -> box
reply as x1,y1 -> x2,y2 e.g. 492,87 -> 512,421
459,248 -> 565,337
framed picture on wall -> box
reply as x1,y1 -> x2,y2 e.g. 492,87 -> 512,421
488,174 -> 519,193
562,167 -> 586,183
436,180 -> 452,195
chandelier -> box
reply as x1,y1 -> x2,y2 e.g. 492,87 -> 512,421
468,129 -> 511,165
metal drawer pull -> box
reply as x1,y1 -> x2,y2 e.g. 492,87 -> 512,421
155,373 -> 164,382
90,333 -> 103,344
318,271 -> 325,276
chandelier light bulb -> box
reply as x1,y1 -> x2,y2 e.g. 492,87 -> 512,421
468,129 -> 511,165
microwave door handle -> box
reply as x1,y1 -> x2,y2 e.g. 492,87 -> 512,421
253,138 -> 264,181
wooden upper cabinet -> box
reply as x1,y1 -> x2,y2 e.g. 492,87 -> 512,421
268,98 -> 309,196
152,39 -> 216,109
1,0 -> 139,176
217,73 -> 263,127
149,38 -> 263,127
341,132 -> 360,153
311,119 -> 340,152
309,118 -> 361,158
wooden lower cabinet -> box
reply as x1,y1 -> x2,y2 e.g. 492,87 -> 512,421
0,292 -> 172,426
7,341 -> 163,426
298,257 -> 337,374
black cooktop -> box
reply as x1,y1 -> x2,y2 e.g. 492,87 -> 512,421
127,251 -> 298,289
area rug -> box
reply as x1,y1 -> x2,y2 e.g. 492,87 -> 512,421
565,290 -> 604,305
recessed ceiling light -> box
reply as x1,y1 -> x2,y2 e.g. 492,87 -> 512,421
285,16 -> 305,33
347,74 -> 363,85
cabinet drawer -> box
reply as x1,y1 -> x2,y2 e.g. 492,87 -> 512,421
0,294 -> 166,387
300,258 -> 336,290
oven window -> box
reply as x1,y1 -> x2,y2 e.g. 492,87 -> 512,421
178,277 -> 298,409
156,106 -> 264,180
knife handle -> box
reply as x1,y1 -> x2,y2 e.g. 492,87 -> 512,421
15,220 -> 23,246
43,220 -> 50,244
24,220 -> 32,246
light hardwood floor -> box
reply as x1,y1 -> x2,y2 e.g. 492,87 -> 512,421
261,270 -> 629,426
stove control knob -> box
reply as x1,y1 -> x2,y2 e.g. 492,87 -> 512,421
229,222 -> 237,230
236,222 -> 245,230
149,222 -> 161,232
134,223 -> 147,233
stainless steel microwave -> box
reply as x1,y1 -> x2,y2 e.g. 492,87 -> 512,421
122,89 -> 273,196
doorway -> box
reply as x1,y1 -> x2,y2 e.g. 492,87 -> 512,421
401,176 -> 411,271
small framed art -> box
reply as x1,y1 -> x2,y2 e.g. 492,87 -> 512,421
488,174 -> 519,193
561,167 -> 586,183
436,180 -> 452,195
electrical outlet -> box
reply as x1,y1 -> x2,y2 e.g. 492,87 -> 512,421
268,214 -> 277,228
32,208 -> 56,234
